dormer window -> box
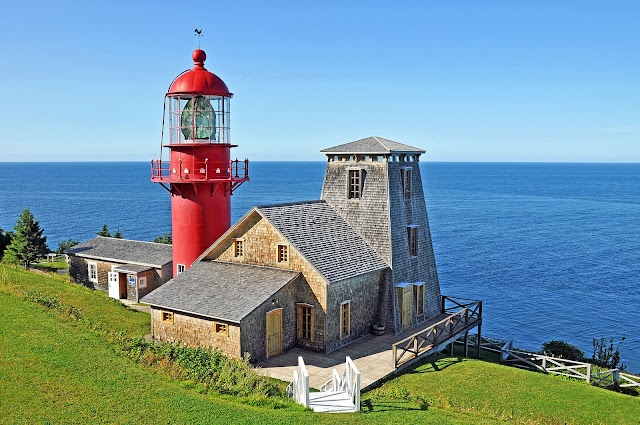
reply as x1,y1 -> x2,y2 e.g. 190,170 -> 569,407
348,169 -> 362,199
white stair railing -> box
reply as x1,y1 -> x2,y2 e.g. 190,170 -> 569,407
344,356 -> 361,411
291,356 -> 309,408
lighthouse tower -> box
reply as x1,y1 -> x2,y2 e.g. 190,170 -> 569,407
151,49 -> 249,276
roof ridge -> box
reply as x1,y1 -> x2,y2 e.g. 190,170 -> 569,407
93,236 -> 172,247
255,199 -> 325,209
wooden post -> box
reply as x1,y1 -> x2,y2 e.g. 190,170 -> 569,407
464,331 -> 469,357
414,337 -> 418,359
586,363 -> 591,384
613,369 -> 620,385
441,295 -> 446,313
392,345 -> 397,369
449,341 -> 454,356
476,324 -> 482,358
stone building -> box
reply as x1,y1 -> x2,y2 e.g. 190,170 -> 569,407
66,236 -> 173,302
142,136 -> 442,362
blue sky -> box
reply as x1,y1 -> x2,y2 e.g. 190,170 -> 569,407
0,0 -> 638,162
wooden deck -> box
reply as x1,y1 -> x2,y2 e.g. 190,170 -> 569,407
257,297 -> 482,391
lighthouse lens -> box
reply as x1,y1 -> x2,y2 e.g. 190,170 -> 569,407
181,96 -> 216,140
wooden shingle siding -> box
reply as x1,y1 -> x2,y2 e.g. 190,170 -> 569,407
216,218 -> 326,351
151,309 -> 241,359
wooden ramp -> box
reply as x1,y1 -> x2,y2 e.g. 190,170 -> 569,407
259,296 -> 482,392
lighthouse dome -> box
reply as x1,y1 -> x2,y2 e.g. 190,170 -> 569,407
167,50 -> 232,97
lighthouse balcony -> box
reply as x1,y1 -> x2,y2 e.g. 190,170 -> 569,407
151,158 -> 249,183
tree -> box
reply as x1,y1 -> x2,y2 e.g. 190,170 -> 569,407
0,228 -> 12,260
541,340 -> 585,361
591,336 -> 626,370
153,233 -> 172,244
113,229 -> 123,239
56,238 -> 79,254
3,208 -> 49,269
97,224 -> 111,237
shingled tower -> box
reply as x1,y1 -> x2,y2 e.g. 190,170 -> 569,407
320,136 -> 441,334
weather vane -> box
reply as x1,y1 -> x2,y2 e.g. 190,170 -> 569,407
195,28 -> 203,49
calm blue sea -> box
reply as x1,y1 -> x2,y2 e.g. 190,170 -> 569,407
1,161 -> 638,371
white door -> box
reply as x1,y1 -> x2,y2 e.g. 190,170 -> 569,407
108,272 -> 119,299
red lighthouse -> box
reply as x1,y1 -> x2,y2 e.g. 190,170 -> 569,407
152,49 -> 248,276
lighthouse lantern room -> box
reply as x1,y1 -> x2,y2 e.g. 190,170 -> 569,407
152,48 -> 249,276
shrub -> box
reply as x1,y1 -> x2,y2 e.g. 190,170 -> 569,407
591,336 -> 626,370
56,239 -> 79,254
541,340 -> 585,361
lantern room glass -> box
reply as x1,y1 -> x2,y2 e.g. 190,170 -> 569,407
169,95 -> 230,144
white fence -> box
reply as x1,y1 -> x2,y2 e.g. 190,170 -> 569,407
290,356 -> 309,408
320,356 -> 361,411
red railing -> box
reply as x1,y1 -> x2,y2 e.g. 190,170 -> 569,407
151,159 -> 249,182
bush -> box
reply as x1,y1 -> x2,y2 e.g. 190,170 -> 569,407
541,340 -> 585,361
591,336 -> 626,370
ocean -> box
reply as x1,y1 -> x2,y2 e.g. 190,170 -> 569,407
0,161 -> 638,371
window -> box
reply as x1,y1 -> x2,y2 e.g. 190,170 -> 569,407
408,226 -> 419,256
401,168 -> 412,198
415,283 -> 425,315
214,322 -> 228,336
234,239 -> 244,257
138,276 -> 147,289
340,301 -> 351,338
297,304 -> 313,341
347,169 -> 362,199
177,264 -> 186,274
88,262 -> 97,283
277,244 -> 288,263
162,311 -> 174,323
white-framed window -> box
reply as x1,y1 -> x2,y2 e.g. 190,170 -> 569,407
177,264 -> 186,274
340,301 -> 351,338
138,276 -> 147,289
407,225 -> 419,257
401,167 -> 412,198
347,169 -> 362,199
234,239 -> 244,257
88,262 -> 98,283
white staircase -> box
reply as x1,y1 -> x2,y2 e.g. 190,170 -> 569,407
286,356 -> 361,413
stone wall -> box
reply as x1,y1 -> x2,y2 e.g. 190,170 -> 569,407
325,269 -> 387,352
151,308 -> 242,359
240,275 -> 307,361
215,216 -> 326,351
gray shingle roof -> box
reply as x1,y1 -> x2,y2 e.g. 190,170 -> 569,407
320,136 -> 426,155
65,237 -> 172,267
140,261 -> 300,323
256,201 -> 388,283
113,264 -> 153,274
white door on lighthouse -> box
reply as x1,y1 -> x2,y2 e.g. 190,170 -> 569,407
108,272 -> 119,299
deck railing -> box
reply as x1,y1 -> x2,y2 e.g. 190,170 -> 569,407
392,296 -> 482,369
287,356 -> 309,408
151,158 -> 249,182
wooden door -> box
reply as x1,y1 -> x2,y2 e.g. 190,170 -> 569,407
266,309 -> 283,358
402,286 -> 413,330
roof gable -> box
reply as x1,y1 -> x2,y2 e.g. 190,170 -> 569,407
321,136 -> 425,155
255,201 -> 388,283
65,237 -> 172,267
141,261 -> 300,322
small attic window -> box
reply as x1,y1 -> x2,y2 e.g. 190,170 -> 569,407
162,311 -> 174,323
408,225 -> 419,257
234,239 -> 244,257
214,322 -> 229,336
277,245 -> 289,263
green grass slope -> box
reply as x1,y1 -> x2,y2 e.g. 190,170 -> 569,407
1,264 -> 638,424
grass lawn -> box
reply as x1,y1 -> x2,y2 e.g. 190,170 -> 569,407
32,259 -> 69,272
0,264 -> 638,424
